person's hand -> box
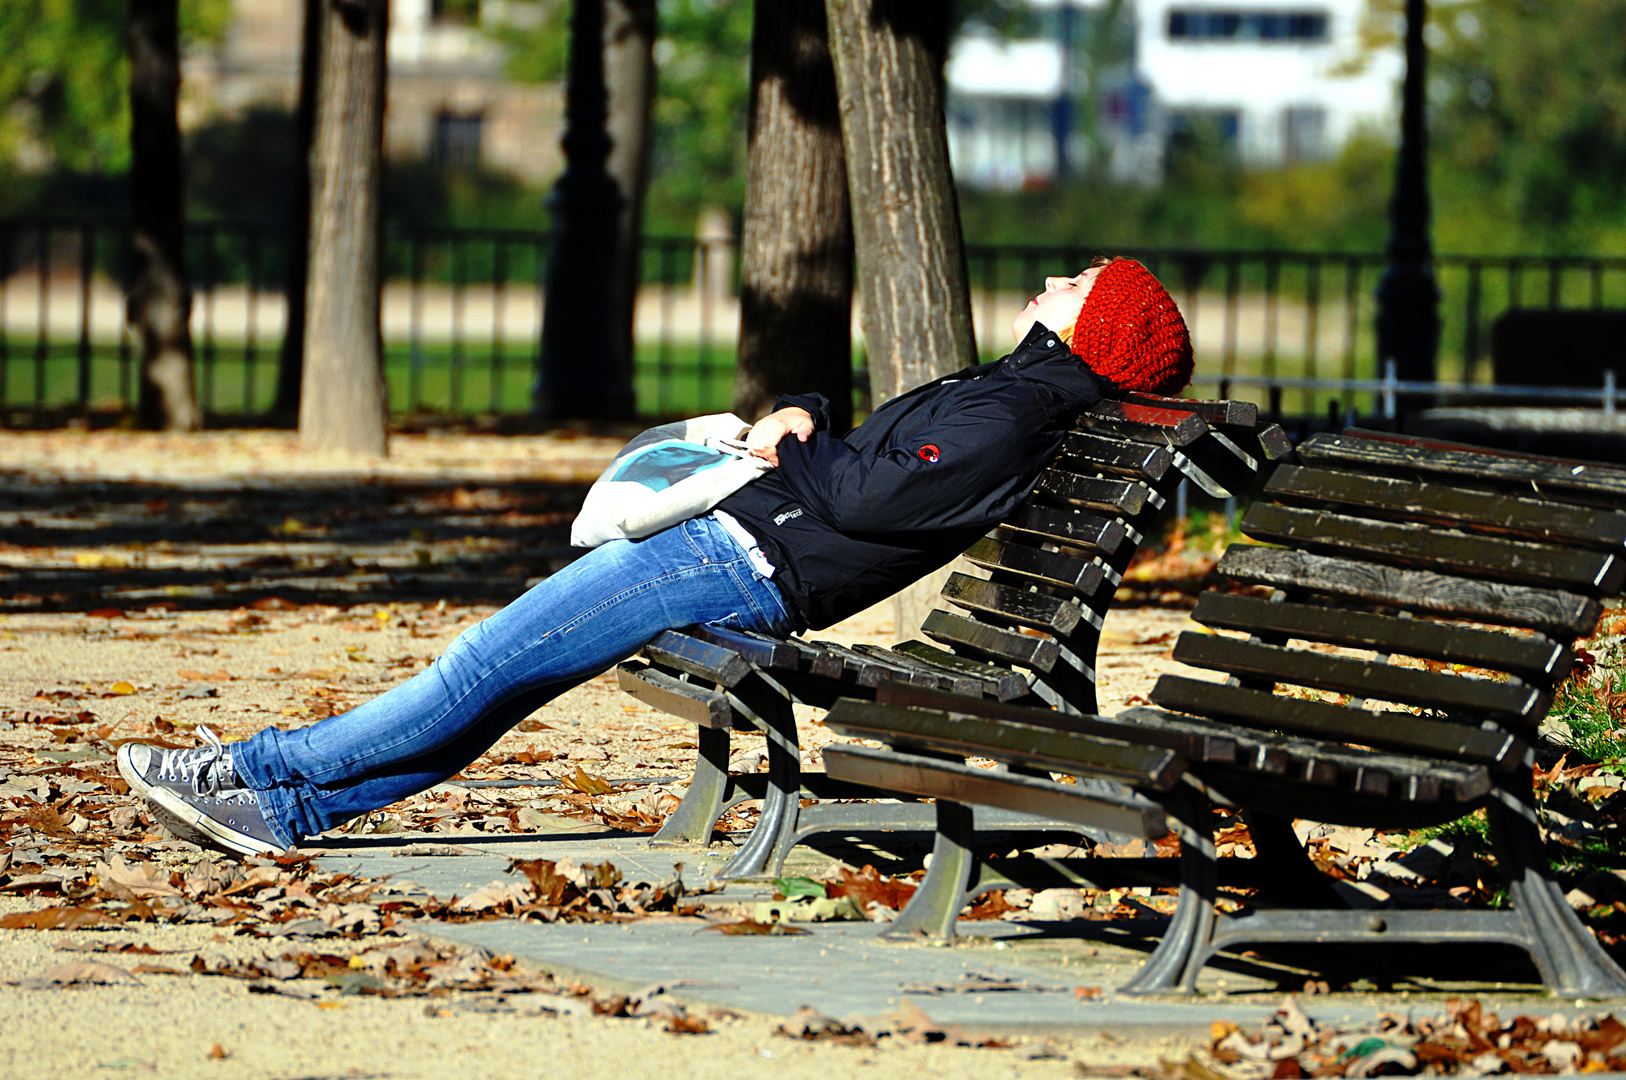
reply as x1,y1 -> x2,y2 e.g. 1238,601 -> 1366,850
745,407 -> 814,467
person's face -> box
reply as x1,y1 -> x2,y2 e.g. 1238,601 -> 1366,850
1011,267 -> 1104,344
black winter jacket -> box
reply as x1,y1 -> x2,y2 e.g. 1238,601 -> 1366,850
715,324 -> 1111,631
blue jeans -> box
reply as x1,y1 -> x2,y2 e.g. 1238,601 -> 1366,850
233,515 -> 794,846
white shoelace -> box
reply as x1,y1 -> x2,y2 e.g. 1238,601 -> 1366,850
156,724 -> 236,796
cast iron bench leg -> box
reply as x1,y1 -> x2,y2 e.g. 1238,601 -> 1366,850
881,800 -> 978,941
717,673 -> 803,879
1491,774 -> 1626,996
651,725 -> 733,846
1121,785 -> 1218,994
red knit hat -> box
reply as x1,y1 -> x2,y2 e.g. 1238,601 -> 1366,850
1070,259 -> 1193,395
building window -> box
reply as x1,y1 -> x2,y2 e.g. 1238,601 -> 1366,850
430,0 -> 480,25
1282,105 -> 1326,162
433,111 -> 484,167
1167,9 -> 1329,42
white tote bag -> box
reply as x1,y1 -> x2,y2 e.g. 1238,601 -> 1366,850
570,413 -> 772,548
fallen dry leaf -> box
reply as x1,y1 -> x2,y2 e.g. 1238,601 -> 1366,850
19,960 -> 139,988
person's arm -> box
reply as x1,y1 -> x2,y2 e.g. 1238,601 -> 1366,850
774,391 -> 1060,534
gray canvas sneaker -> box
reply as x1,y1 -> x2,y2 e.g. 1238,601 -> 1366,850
117,724 -> 240,802
145,784 -> 283,857
118,726 -> 282,856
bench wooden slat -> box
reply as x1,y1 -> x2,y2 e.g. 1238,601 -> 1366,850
922,608 -> 1060,670
1121,709 -> 1492,804
810,639 -> 938,688
824,699 -> 1186,790
1058,431 -> 1176,481
941,573 -> 1086,635
889,641 -> 1031,701
641,631 -> 753,687
874,682 -> 1237,764
1003,503 -> 1131,555
822,745 -> 1168,839
1171,632 -> 1548,721
1218,421 -> 1294,462
1080,401 -> 1210,446
681,624 -> 799,670
1218,544 -> 1604,639
1148,675 -> 1527,766
1121,392 -> 1259,426
1298,430 -> 1626,506
851,643 -> 983,696
1266,465 -> 1626,551
1192,592 -> 1573,682
1241,502 -> 1626,594
615,662 -> 731,728
1034,470 -> 1163,516
963,535 -> 1110,596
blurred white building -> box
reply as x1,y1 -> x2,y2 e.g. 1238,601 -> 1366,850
945,0 -> 1404,188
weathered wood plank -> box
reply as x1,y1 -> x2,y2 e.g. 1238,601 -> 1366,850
823,698 -> 1185,790
1240,502 -> 1625,594
851,643 -> 982,696
615,662 -> 730,728
889,641 -> 1031,701
822,745 -> 1168,838
1120,392 -> 1259,426
1148,675 -> 1526,767
961,536 -> 1109,596
942,572 -> 1084,635
640,631 -> 753,687
1080,400 -> 1210,446
776,636 -> 844,679
1171,631 -> 1548,720
1266,465 -> 1626,551
1218,421 -> 1294,462
922,608 -> 1060,671
810,639 -> 937,688
681,624 -> 798,670
1218,544 -> 1603,639
1191,592 -> 1574,682
1297,430 -> 1626,506
1033,470 -> 1162,516
1058,431 -> 1176,481
874,682 -> 1238,764
1002,503 -> 1129,555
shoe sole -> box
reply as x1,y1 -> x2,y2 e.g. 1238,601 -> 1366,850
147,787 -> 280,858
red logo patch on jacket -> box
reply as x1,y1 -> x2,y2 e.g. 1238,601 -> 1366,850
917,444 -> 940,463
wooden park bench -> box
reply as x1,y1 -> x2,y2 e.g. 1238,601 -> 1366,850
614,392 -> 1286,879
820,429 -> 1626,996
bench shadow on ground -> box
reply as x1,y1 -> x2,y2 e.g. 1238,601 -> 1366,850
0,468 -> 594,613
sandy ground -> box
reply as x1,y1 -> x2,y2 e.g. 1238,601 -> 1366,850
0,430 -> 1210,1079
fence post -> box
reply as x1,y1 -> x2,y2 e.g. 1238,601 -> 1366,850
1605,368 -> 1616,417
1382,358 -> 1397,420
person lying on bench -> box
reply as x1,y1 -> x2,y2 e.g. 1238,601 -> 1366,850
116,258 -> 1195,856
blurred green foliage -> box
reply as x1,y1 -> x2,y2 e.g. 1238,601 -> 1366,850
4,0 -> 1626,259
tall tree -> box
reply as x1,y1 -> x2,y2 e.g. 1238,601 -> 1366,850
128,0 -> 200,430
604,0 -> 657,374
823,0 -> 974,634
733,0 -> 854,432
273,0 -> 323,423
300,0 -> 389,455
824,0 -> 972,403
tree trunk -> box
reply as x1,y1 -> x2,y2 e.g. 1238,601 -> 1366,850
824,0 -> 974,638
128,0 -> 199,431
299,0 -> 389,456
734,0 -> 854,432
273,0 -> 323,423
604,0 -> 656,374
824,0 -> 972,403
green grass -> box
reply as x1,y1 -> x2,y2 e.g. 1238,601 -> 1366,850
1547,675 -> 1626,767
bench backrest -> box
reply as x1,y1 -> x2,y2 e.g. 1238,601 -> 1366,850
910,394 -> 1285,716
1151,428 -> 1626,800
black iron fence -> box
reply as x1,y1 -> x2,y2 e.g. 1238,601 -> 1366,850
4,215 -> 1625,423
